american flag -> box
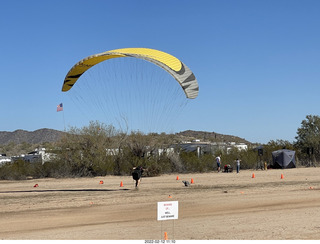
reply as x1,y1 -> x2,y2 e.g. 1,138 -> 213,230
57,103 -> 63,112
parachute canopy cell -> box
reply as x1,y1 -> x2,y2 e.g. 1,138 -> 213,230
62,48 -> 199,99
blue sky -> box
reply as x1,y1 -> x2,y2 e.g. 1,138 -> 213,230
1,0 -> 320,144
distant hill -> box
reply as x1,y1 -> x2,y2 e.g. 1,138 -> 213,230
0,128 -> 251,146
175,130 -> 251,144
0,129 -> 65,145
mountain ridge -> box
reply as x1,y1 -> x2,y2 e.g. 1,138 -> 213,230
0,128 -> 65,145
0,128 -> 251,145
176,130 -> 251,144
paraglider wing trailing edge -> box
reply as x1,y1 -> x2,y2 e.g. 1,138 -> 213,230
62,48 -> 199,99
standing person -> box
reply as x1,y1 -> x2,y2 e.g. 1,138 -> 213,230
235,158 -> 241,173
215,155 -> 221,172
132,166 -> 144,187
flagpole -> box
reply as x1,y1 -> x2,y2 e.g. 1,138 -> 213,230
57,103 -> 66,131
62,109 -> 66,131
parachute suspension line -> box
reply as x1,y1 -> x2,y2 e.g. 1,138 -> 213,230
66,58 -> 189,134
63,48 -> 198,135
67,83 -> 95,126
66,61 -> 115,129
99,58 -> 130,132
148,69 -> 171,132
152,72 -> 189,133
133,59 -> 187,134
79,58 -> 137,132
137,58 -> 156,133
120,57 -> 188,134
128,58 -> 172,133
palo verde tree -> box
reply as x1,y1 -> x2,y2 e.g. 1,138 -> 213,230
122,131 -> 177,176
53,121 -> 118,177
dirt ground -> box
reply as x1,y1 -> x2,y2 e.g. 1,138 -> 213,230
1,167 -> 320,240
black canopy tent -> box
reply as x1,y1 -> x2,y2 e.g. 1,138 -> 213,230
272,149 -> 296,169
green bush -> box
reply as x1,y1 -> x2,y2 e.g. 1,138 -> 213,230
4,120 -> 317,180
0,160 -> 44,180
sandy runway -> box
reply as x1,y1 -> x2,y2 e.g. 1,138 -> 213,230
1,167 -> 320,240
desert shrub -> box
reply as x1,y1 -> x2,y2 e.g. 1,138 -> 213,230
179,151 -> 209,173
0,160 -> 44,180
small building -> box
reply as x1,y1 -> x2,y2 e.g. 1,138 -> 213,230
11,148 -> 56,164
0,154 -> 11,166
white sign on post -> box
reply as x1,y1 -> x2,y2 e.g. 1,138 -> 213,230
157,201 -> 178,221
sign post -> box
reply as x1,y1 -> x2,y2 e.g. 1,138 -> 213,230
157,201 -> 178,240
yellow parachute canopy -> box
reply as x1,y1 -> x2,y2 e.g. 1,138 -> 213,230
62,48 -> 198,99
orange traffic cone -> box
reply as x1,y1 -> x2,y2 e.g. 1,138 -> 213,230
99,180 -> 104,184
281,174 -> 284,179
164,232 -> 168,240
176,176 -> 179,180
120,181 -> 123,187
191,178 -> 194,184
252,173 -> 255,178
